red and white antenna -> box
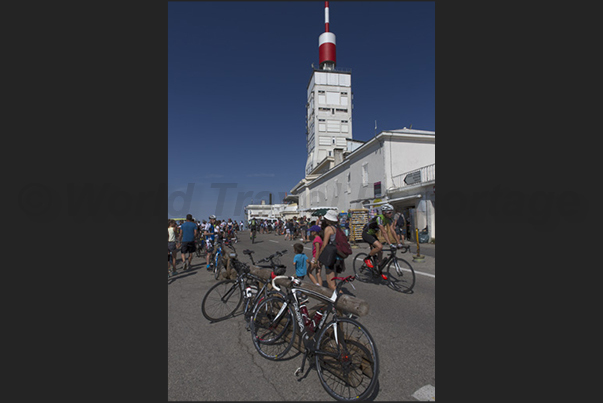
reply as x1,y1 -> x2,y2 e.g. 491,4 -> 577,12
318,1 -> 336,69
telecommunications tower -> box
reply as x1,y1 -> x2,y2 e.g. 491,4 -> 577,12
305,2 -> 353,177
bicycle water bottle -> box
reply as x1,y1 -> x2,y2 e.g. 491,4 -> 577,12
311,310 -> 324,332
300,304 -> 311,328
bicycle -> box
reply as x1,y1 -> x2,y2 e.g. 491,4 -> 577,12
251,275 -> 379,401
352,246 -> 415,293
201,250 -> 288,327
213,236 -> 239,280
250,227 -> 257,244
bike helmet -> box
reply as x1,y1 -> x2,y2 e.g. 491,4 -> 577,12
209,214 -> 216,219
380,203 -> 394,212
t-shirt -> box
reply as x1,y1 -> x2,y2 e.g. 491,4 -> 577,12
312,235 -> 323,259
294,253 -> 308,277
180,221 -> 197,242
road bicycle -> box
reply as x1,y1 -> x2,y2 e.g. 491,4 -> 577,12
251,275 -> 379,401
352,246 -> 415,293
212,238 -> 227,280
201,250 -> 288,327
250,227 -> 257,244
210,235 -> 238,280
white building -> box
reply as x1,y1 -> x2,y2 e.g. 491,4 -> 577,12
290,128 -> 435,241
244,202 -> 287,222
305,68 -> 353,176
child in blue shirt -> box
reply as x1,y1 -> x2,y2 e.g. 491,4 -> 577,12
293,243 -> 308,280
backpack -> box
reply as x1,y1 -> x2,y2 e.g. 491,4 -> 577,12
393,212 -> 405,229
334,226 -> 353,259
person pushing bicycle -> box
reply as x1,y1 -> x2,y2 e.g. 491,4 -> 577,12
361,203 -> 403,280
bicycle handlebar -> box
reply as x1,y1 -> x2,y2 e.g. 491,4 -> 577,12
271,275 -> 293,292
257,249 -> 288,264
272,275 -> 355,293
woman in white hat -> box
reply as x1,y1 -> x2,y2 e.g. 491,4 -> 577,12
317,209 -> 341,292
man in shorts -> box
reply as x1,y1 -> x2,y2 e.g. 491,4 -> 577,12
179,214 -> 198,271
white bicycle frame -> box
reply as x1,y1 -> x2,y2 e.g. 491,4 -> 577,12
271,275 -> 343,345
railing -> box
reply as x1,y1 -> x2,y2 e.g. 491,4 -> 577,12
312,66 -> 352,73
390,163 -> 435,190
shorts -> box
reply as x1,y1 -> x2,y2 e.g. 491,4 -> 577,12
362,229 -> 379,247
181,241 -> 196,254
286,229 -> 291,234
168,242 -> 178,254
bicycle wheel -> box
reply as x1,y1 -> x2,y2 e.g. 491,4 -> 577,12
352,253 -> 372,283
195,243 -> 202,258
201,280 -> 243,322
386,257 -> 415,293
315,318 -> 380,401
250,296 -> 296,361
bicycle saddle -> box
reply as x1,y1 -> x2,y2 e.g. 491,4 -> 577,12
243,249 -> 254,255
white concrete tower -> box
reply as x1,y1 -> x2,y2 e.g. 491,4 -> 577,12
305,1 -> 353,177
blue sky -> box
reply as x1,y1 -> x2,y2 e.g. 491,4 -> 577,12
168,1 -> 435,221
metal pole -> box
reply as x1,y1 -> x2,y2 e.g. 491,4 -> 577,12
413,227 -> 425,262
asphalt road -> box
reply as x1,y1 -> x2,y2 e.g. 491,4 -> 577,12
168,231 -> 435,401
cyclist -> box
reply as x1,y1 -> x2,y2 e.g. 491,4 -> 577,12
204,215 -> 217,270
249,217 -> 258,239
361,203 -> 402,280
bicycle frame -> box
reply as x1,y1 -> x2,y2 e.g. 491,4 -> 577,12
271,276 -> 350,349
372,247 -> 398,273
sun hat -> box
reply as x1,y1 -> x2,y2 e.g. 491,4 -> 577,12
324,209 -> 339,223
309,225 -> 321,232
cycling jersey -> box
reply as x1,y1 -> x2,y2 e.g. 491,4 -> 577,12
366,214 -> 392,236
204,223 -> 215,241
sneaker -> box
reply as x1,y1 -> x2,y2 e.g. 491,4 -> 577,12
363,257 -> 374,268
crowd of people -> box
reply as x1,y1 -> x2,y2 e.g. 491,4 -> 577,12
247,215 -> 351,243
169,206 -> 408,286
167,214 -> 243,278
